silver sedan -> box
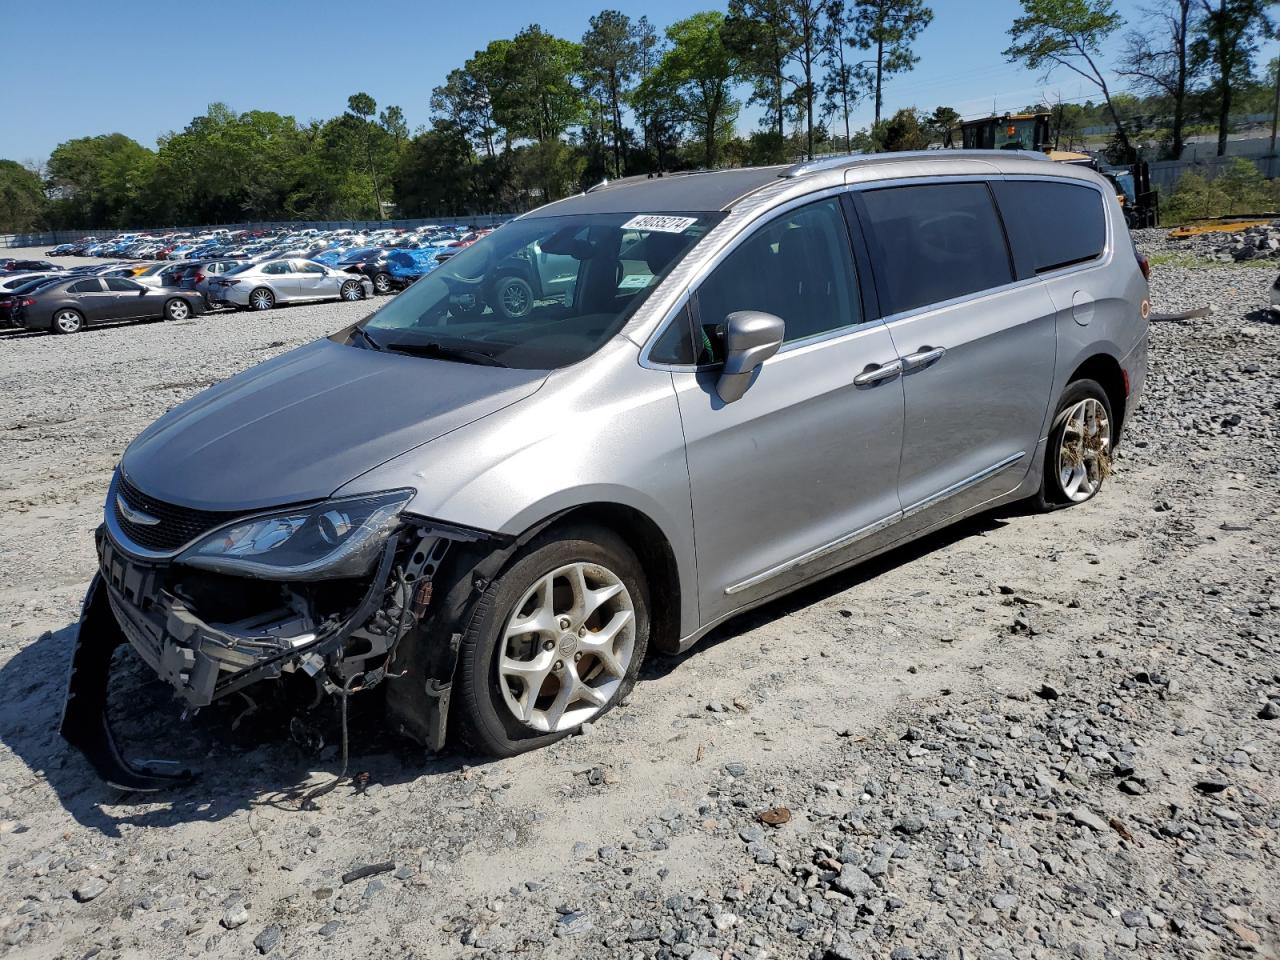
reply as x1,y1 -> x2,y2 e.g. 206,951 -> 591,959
209,258 -> 372,310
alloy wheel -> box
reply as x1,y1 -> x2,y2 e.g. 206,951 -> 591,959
166,300 -> 189,321
501,280 -> 530,317
497,562 -> 635,733
1056,397 -> 1110,503
341,281 -> 363,301
54,310 -> 82,333
250,288 -> 274,311
374,274 -> 391,294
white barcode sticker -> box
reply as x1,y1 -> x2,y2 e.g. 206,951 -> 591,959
621,214 -> 698,234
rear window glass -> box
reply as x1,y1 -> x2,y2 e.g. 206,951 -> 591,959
68,279 -> 103,293
860,182 -> 1013,315
993,180 -> 1106,273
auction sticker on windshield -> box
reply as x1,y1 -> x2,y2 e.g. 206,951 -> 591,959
621,215 -> 699,234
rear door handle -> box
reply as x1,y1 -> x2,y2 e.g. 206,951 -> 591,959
901,346 -> 947,371
852,359 -> 903,386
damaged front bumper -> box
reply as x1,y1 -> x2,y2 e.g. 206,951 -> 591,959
95,532 -> 399,710
61,514 -> 495,791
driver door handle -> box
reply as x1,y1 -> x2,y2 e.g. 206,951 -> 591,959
901,346 -> 947,371
852,359 -> 903,386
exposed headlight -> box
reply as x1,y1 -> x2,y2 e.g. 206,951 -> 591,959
176,489 -> 414,580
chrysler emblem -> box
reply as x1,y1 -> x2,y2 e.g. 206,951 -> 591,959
116,494 -> 161,526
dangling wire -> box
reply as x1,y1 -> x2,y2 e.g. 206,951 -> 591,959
300,673 -> 356,810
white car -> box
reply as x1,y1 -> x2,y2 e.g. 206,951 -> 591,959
208,258 -> 372,310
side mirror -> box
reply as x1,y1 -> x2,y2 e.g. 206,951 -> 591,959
716,310 -> 785,403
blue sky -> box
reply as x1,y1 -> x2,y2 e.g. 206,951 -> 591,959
2,0 -> 1275,162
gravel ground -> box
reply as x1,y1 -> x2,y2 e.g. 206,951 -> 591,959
0,239 -> 1278,960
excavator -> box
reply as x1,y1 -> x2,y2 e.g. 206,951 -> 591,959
958,112 -> 1158,229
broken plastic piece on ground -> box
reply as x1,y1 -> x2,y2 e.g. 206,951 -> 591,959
59,576 -> 197,791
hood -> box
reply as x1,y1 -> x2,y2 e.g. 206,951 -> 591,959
121,338 -> 546,512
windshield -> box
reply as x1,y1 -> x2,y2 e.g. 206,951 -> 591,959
357,212 -> 721,370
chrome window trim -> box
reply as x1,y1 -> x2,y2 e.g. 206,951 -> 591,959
723,451 -> 1026,596
639,184 -> 876,372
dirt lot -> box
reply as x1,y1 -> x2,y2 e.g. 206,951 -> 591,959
0,238 -> 1277,960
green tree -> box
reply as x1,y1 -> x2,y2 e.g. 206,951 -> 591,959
873,107 -> 930,150
1004,0 -> 1134,162
346,92 -> 387,217
392,122 -> 477,217
850,0 -> 934,128
723,0 -> 797,146
379,105 -> 409,149
925,104 -> 960,145
789,0 -> 828,159
492,26 -> 585,146
821,0 -> 864,150
641,12 -> 742,168
0,160 -> 47,232
581,10 -> 641,177
1118,0 -> 1198,159
1192,0 -> 1274,157
46,133 -> 154,228
431,44 -> 511,158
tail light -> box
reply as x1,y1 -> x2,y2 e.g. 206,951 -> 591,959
1133,244 -> 1150,281
19,298 -> 36,307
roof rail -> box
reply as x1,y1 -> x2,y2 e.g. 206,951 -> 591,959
781,149 -> 1052,178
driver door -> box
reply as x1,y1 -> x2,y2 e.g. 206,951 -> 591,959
666,196 -> 906,624
104,277 -> 154,318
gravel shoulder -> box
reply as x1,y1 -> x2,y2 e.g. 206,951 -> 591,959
0,241 -> 1277,959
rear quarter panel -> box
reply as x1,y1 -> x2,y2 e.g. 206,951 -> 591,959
1033,185 -> 1149,436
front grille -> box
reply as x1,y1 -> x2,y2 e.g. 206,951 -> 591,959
115,476 -> 242,553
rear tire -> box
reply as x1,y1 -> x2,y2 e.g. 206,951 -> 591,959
340,280 -> 364,301
453,525 -> 650,757
52,308 -> 84,334
249,287 -> 275,311
1035,378 -> 1114,510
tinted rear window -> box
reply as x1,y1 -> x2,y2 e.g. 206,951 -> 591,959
860,182 -> 1013,315
68,279 -> 103,293
993,180 -> 1106,273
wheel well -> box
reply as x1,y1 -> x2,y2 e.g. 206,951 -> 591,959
1067,354 -> 1126,436
538,503 -> 682,656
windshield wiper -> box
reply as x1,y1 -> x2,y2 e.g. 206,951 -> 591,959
349,326 -> 383,351
379,340 -> 508,367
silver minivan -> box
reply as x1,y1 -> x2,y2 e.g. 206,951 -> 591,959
63,152 -> 1150,788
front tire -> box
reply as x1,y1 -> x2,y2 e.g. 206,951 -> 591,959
495,275 -> 534,319
1036,378 -> 1114,510
340,280 -> 365,301
372,272 -> 393,295
164,298 -> 190,321
52,308 -> 84,334
249,287 -> 275,311
453,525 -> 650,757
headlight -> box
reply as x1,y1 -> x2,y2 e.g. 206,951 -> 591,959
176,489 -> 414,581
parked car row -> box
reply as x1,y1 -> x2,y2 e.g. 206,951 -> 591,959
2,252 -> 382,332
4,223 -> 505,335
43,224 -> 497,265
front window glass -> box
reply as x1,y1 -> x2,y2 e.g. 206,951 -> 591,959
694,198 -> 863,361
357,212 -> 722,370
